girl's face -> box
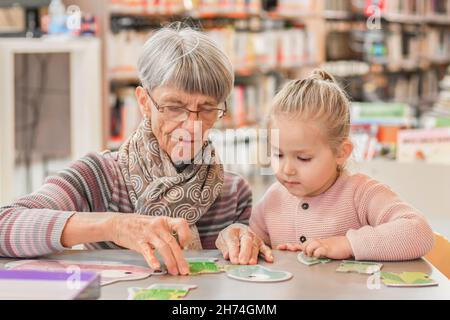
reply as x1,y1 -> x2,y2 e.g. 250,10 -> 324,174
270,114 -> 350,198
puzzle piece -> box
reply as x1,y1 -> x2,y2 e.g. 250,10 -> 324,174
225,265 -> 293,283
128,284 -> 197,300
336,260 -> 383,274
380,272 -> 438,287
186,258 -> 224,275
297,252 -> 332,266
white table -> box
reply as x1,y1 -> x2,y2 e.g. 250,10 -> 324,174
1,250 -> 448,300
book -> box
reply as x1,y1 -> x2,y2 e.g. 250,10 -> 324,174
351,102 -> 413,126
0,269 -> 100,300
397,127 -> 450,164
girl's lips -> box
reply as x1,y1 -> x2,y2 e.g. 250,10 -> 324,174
284,180 -> 301,185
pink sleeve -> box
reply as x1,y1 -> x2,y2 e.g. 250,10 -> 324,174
346,177 -> 435,261
250,197 -> 271,247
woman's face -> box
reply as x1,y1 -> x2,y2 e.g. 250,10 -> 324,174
136,86 -> 222,163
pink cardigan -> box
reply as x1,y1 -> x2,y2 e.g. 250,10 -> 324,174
250,171 -> 435,261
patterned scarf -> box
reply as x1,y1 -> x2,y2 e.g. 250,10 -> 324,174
118,118 -> 224,249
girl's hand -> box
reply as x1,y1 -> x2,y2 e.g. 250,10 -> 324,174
276,243 -> 303,251
300,236 -> 354,260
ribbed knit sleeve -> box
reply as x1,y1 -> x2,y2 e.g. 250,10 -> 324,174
0,152 -> 116,258
346,177 -> 435,261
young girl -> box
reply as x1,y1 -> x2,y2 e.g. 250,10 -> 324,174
249,70 -> 435,261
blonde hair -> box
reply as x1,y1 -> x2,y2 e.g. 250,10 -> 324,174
138,23 -> 234,103
270,69 -> 351,154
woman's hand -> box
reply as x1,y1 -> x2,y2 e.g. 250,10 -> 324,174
216,223 -> 274,265
109,215 -> 193,275
277,236 -> 354,260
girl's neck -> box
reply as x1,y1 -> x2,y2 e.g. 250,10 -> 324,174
304,168 -> 342,198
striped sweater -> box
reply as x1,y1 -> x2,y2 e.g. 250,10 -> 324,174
250,171 -> 435,261
0,151 -> 252,258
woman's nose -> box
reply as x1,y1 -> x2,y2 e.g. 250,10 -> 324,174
181,118 -> 203,140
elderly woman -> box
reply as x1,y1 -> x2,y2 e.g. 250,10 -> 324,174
0,25 -> 273,275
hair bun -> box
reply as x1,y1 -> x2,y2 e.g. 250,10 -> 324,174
312,69 -> 335,83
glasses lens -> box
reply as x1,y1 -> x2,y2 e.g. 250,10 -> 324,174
199,109 -> 220,122
163,107 -> 188,121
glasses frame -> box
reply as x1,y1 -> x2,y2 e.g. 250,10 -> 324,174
145,89 -> 227,122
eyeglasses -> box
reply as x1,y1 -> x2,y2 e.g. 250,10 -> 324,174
146,89 -> 227,123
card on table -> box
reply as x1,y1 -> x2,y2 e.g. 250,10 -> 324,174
336,260 -> 383,274
380,272 -> 438,287
225,265 -> 293,283
297,252 -> 332,266
128,284 -> 197,300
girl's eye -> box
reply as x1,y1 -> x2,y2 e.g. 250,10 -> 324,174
298,157 -> 312,162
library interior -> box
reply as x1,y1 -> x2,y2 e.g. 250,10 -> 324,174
0,0 -> 449,301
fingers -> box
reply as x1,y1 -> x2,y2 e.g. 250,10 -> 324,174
276,243 -> 302,251
249,243 -> 259,265
215,233 -> 230,260
138,241 -> 160,271
238,232 -> 254,264
259,243 -> 274,263
223,228 -> 241,264
286,243 -> 303,252
159,231 -> 190,276
167,218 -> 193,249
313,246 -> 327,258
302,239 -> 325,257
150,234 -> 180,276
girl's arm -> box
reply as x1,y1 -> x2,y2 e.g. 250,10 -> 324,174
346,178 -> 435,261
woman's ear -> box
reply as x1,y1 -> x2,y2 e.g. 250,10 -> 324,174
135,86 -> 151,118
336,139 -> 354,166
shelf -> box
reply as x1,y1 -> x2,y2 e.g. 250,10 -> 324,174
323,10 -> 355,20
109,64 -> 318,85
109,10 -> 317,21
383,13 -> 427,24
425,15 -> 450,26
323,11 -> 450,26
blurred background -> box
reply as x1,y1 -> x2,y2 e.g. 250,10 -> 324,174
0,0 -> 449,237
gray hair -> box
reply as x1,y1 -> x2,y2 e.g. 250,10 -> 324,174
137,24 -> 234,103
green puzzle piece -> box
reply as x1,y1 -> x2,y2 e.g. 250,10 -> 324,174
128,284 -> 197,300
188,261 -> 222,275
133,288 -> 188,300
186,258 -> 224,275
380,272 -> 438,286
336,260 -> 383,274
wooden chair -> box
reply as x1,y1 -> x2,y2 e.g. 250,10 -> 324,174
425,233 -> 450,279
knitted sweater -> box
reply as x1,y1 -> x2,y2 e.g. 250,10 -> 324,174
0,151 -> 252,258
250,171 -> 434,261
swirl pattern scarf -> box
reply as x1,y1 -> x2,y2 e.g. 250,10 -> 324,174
118,118 -> 224,249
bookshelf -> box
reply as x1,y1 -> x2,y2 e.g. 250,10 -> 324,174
64,0 -> 450,166
65,0 -> 326,151
319,0 -> 450,163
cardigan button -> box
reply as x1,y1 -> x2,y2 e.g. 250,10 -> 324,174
299,236 -> 307,243
302,203 -> 309,210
